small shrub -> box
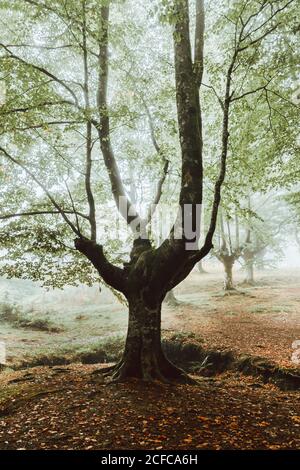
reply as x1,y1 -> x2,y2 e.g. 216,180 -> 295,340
0,303 -> 21,322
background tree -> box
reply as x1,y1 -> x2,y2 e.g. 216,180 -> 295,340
213,209 -> 243,291
285,191 -> 300,253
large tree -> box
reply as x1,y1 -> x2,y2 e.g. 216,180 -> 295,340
0,0 -> 297,382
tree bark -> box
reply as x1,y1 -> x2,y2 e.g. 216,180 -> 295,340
223,258 -> 235,291
101,295 -> 189,383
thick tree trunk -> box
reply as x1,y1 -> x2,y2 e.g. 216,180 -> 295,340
101,295 -> 191,383
223,259 -> 235,291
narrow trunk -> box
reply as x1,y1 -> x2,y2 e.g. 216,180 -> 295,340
164,289 -> 179,307
223,259 -> 235,291
245,261 -> 254,284
102,296 -> 190,383
197,260 -> 207,273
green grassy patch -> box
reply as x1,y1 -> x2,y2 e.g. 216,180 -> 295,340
12,335 -> 125,369
248,305 -> 268,314
0,302 -> 63,333
270,305 -> 292,313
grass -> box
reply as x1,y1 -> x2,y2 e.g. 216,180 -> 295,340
248,303 -> 292,315
271,305 -> 292,313
0,302 -> 63,333
248,305 -> 268,314
10,335 -> 125,369
0,278 -> 129,367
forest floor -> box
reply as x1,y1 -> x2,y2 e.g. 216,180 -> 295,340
0,268 -> 299,449
0,364 -> 299,450
173,268 -> 300,368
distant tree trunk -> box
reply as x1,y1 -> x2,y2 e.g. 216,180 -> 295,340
222,257 -> 235,291
197,260 -> 207,273
295,228 -> 300,252
106,295 -> 187,382
244,260 -> 254,284
242,247 -> 257,283
164,289 -> 179,306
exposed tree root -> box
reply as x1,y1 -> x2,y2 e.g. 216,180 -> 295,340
91,361 -> 123,376
92,354 -> 196,385
224,286 -> 237,292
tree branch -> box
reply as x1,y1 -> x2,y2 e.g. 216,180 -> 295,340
231,78 -> 273,102
139,95 -> 170,225
96,4 -> 142,230
241,0 -> 295,43
145,159 -> 169,225
238,23 -> 280,52
3,120 -> 84,133
202,83 -> 224,110
173,0 -> 203,207
64,180 -> 82,236
194,0 -> 205,88
74,238 -> 127,294
0,210 -> 89,221
0,43 -> 80,107
202,49 -> 238,252
82,1 -> 97,242
0,146 -> 81,236
0,101 -> 74,115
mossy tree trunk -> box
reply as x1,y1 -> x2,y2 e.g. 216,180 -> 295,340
106,294 -> 187,382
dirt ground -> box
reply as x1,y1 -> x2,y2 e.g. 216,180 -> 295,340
168,267 -> 300,368
0,364 -> 299,450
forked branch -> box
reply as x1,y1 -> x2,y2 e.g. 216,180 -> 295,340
96,4 -> 142,229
